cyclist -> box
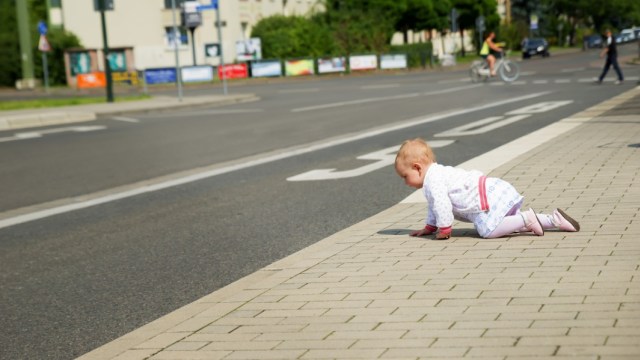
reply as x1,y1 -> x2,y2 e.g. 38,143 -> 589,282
480,31 -> 503,76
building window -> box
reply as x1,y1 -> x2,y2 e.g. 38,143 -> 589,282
165,27 -> 188,47
164,0 -> 187,9
50,0 -> 62,7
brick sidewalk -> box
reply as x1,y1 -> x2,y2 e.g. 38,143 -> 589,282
80,87 -> 640,360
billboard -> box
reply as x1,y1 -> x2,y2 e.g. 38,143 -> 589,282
77,72 -> 106,88
317,57 -> 346,74
182,66 -> 214,82
218,64 -> 248,79
144,68 -> 177,84
251,60 -> 282,77
285,59 -> 315,76
380,54 -> 408,69
349,55 -> 378,71
236,38 -> 262,61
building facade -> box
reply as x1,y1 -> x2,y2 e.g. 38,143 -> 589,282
51,0 -> 319,71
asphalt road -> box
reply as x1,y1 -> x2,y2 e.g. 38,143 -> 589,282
1,46 -> 638,359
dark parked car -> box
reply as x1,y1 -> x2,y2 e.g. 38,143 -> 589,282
584,34 -> 603,48
522,38 -> 550,59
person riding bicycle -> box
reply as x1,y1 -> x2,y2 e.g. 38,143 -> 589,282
480,31 -> 503,77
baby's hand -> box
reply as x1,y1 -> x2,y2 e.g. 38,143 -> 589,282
410,225 -> 437,237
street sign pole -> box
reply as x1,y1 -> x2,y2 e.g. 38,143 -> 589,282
215,4 -> 227,95
98,0 -> 114,103
42,52 -> 49,93
38,21 -> 50,93
171,0 -> 183,101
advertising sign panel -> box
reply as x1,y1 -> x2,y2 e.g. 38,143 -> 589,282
77,72 -> 106,88
380,54 -> 408,69
236,38 -> 262,61
251,60 -> 282,77
70,52 -> 91,76
317,57 -> 346,74
181,66 -> 214,83
285,59 -> 315,76
218,64 -> 248,79
144,68 -> 177,84
349,55 -> 378,71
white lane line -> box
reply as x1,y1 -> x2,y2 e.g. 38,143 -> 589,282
519,71 -> 536,76
533,80 -> 549,84
0,126 -> 107,143
147,109 -> 264,118
112,116 -> 139,123
437,78 -> 468,84
555,79 -> 571,83
292,84 -> 481,113
511,81 -> 527,85
578,78 -> 597,83
361,84 -> 400,89
561,67 -> 586,73
278,88 -> 319,94
0,91 -> 550,230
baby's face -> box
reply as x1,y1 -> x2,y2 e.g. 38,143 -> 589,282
396,162 -> 424,189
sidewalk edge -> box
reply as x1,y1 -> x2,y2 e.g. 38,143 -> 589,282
76,86 -> 640,360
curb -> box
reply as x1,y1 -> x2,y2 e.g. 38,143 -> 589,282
0,94 -> 259,132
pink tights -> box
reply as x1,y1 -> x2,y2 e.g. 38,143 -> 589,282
486,212 -> 556,239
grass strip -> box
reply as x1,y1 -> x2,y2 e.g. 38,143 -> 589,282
0,94 -> 151,111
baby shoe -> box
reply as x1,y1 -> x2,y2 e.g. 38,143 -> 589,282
523,208 -> 544,236
553,209 -> 580,232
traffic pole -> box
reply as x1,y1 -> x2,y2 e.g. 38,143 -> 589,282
215,4 -> 227,95
99,0 -> 114,102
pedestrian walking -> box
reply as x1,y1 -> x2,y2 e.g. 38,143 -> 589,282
595,29 -> 624,84
395,138 -> 580,240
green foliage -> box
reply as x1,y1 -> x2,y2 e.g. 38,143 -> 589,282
498,20 -> 529,51
0,0 -> 21,86
389,42 -> 433,68
250,15 -> 336,59
0,0 -> 83,87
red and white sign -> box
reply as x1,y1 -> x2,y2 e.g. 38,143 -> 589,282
218,64 -> 248,79
38,35 -> 51,52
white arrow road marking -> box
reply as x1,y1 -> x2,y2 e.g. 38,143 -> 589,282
506,100 -> 573,115
287,140 -> 455,181
435,115 -> 531,137
0,125 -> 107,143
434,100 -> 573,137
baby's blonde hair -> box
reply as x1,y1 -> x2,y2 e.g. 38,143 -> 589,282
395,138 -> 436,167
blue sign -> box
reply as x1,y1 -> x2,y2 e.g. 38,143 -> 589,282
38,20 -> 47,35
197,0 -> 218,11
144,68 -> 177,84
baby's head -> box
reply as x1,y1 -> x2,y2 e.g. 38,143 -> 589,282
395,138 -> 436,189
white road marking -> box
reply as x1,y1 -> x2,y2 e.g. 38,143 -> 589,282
578,78 -> 596,83
148,109 -> 264,118
533,80 -> 549,84
0,126 -> 107,143
112,116 -> 139,123
278,88 -> 319,93
435,100 -> 572,137
506,101 -> 573,115
555,79 -> 571,83
287,140 -> 455,181
435,115 -> 530,137
561,67 -> 586,73
0,92 -> 549,230
361,84 -> 400,89
511,80 -> 527,85
291,84 -> 482,112
519,71 -> 536,76
437,78 -> 469,84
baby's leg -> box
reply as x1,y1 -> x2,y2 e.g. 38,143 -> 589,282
536,209 -> 580,232
486,209 -> 544,238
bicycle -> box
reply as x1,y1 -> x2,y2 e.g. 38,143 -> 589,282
469,50 -> 520,83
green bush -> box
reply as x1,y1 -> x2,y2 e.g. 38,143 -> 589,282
389,42 -> 433,68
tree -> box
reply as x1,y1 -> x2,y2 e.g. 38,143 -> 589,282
0,0 -> 82,87
451,0 -> 500,55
